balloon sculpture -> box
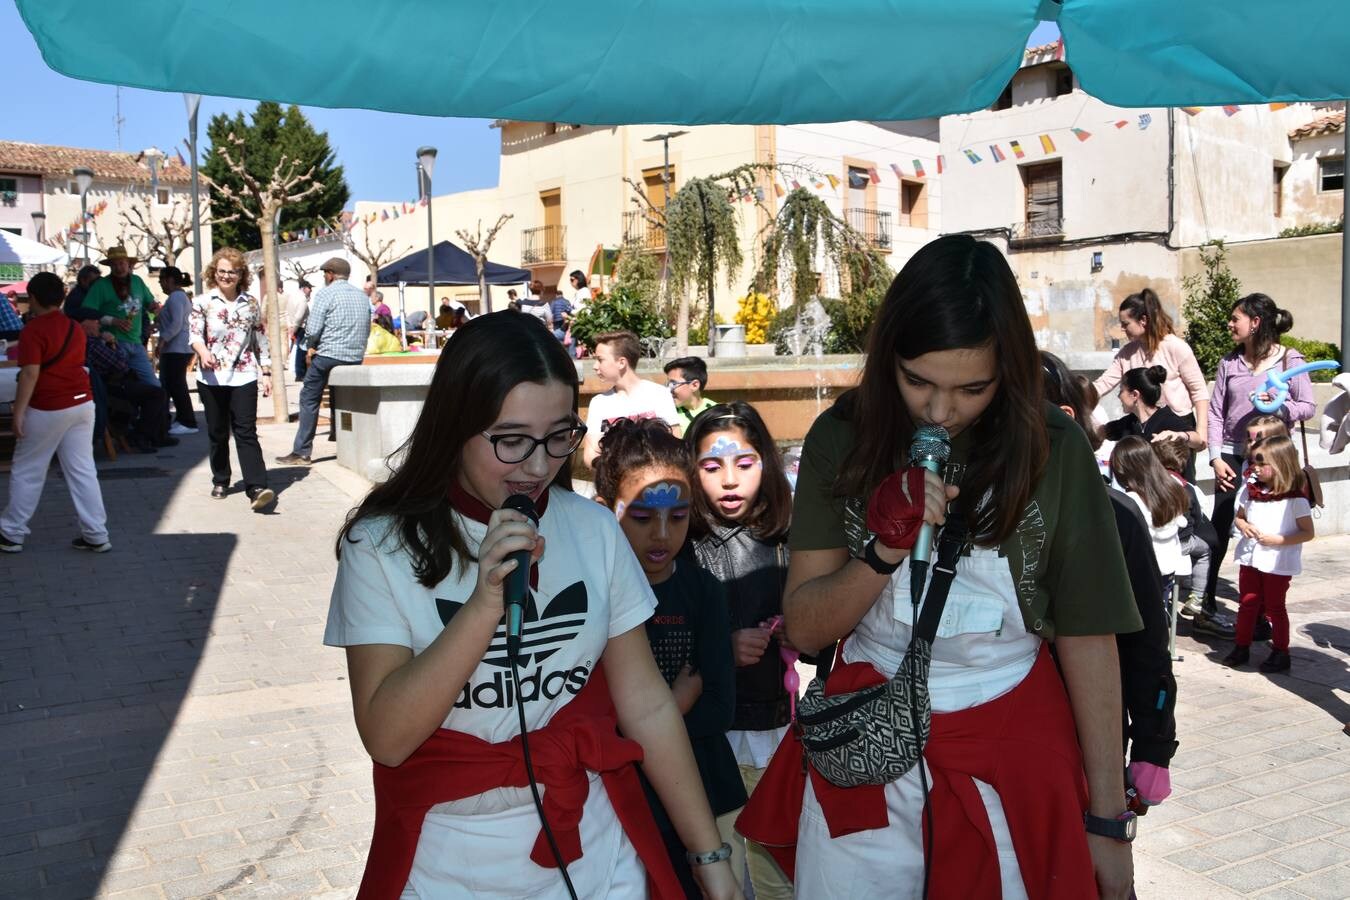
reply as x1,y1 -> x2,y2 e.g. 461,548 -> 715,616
1252,360 -> 1341,413
764,615 -> 800,719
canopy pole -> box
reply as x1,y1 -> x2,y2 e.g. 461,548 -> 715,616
1342,112 -> 1349,370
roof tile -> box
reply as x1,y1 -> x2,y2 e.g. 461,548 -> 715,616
0,140 -> 192,185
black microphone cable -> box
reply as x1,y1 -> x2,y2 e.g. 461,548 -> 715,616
510,652 -> 579,900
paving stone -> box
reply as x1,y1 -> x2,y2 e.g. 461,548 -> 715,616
1202,831 -> 1286,864
1256,816 -> 1339,845
1208,859 -> 1300,893
1285,865 -> 1350,900
1274,840 -> 1346,874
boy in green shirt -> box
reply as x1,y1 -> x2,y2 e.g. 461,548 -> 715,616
80,245 -> 160,387
664,355 -> 716,429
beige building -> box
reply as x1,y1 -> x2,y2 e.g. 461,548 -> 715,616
0,139 -> 212,295
340,119 -> 943,318
939,43 -> 1344,353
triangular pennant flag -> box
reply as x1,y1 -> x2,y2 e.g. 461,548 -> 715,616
1138,113 -> 1153,130
773,182 -> 785,198
963,148 -> 982,164
912,159 -> 925,178
790,178 -> 801,190
754,187 -> 765,201
1055,37 -> 1065,61
1071,128 -> 1091,142
1180,107 -> 1203,116
392,209 -> 400,218
1269,102 -> 1290,111
826,174 -> 840,190
1222,105 -> 1240,117
989,144 -> 1006,162
890,162 -> 904,180
1039,134 -> 1057,154
1114,120 -> 1129,129
867,166 -> 881,184
936,155 -> 944,174
1009,140 -> 1026,159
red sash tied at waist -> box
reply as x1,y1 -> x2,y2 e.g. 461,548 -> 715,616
737,644 -> 1098,899
356,663 -> 682,900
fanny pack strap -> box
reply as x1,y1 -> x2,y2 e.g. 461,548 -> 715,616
912,513 -> 969,644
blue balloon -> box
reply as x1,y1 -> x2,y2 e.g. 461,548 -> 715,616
1252,360 -> 1341,413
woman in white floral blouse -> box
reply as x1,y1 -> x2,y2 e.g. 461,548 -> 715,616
190,247 -> 275,510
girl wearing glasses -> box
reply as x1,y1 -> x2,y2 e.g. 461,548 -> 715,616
325,313 -> 740,899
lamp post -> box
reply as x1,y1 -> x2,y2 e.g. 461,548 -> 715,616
72,166 -> 94,266
31,211 -> 45,243
184,93 -> 203,289
642,130 -> 689,349
416,146 -> 437,316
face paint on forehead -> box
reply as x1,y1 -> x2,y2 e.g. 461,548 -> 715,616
639,482 -> 685,508
700,435 -> 751,461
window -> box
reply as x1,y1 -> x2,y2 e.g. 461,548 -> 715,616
1273,164 -> 1288,216
1053,65 -> 1074,97
68,180 -> 80,194
643,165 -> 673,211
1021,161 -> 1063,237
1320,157 -> 1345,192
899,179 -> 927,228
992,83 -> 1013,111
0,177 -> 16,192
157,188 -> 170,205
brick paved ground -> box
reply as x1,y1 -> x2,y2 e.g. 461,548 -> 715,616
1,387 -> 1347,898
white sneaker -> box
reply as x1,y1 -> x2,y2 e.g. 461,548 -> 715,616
168,422 -> 199,435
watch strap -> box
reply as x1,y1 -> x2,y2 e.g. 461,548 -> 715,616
861,536 -> 902,575
686,841 -> 733,866
1084,812 -> 1136,843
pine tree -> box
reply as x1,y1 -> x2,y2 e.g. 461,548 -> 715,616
1182,240 -> 1242,376
202,102 -> 349,250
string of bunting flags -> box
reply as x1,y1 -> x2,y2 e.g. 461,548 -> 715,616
740,101 -> 1298,199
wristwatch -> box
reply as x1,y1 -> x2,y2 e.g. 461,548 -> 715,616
861,536 -> 902,575
1084,811 -> 1137,843
686,842 -> 733,866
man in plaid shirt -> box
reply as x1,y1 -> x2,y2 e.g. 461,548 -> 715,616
276,257 -> 371,465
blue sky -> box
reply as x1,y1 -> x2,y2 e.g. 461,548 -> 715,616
4,2 -> 1058,207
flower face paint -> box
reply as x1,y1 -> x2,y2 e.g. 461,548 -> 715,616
613,466 -> 691,584
697,426 -> 763,523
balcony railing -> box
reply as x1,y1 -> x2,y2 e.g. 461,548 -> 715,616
1010,217 -> 1066,244
845,208 -> 892,250
622,210 -> 666,251
521,225 -> 566,264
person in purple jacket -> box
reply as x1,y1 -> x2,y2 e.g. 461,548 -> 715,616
1203,293 -> 1315,613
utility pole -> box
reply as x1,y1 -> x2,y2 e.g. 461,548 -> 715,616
1341,112 -> 1349,370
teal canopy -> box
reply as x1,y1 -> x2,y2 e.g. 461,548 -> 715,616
16,0 -> 1350,123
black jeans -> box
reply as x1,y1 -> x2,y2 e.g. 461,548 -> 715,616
160,352 -> 197,428
198,382 -> 268,490
1203,451 -> 1243,603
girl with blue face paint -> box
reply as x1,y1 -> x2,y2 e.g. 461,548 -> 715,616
594,417 -> 748,896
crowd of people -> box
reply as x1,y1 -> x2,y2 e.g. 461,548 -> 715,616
317,234 -> 1342,899
2,233 -> 1342,896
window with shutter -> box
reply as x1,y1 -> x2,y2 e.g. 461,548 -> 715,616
1018,162 -> 1063,241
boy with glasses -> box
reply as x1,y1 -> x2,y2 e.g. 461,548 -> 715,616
664,356 -> 716,429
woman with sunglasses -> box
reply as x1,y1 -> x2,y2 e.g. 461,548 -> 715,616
325,313 -> 740,899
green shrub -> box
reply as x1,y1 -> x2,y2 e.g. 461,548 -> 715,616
1278,219 -> 1343,239
1282,336 -> 1342,381
1182,241 -> 1242,377
569,283 -> 671,354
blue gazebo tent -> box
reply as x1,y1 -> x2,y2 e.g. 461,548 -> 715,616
376,240 -> 530,287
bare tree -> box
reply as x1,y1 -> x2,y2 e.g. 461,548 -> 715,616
118,194 -> 236,270
455,214 -> 513,313
327,217 -> 410,300
283,257 -> 319,285
203,131 -> 323,423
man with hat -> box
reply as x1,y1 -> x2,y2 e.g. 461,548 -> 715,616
80,245 -> 160,388
276,257 -> 369,466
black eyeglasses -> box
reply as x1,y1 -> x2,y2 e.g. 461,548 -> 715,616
480,421 -> 586,464
665,379 -> 693,390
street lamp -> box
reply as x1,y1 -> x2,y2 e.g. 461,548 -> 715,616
416,146 -> 437,317
31,211 -> 45,243
642,131 -> 688,212
184,93 -> 204,289
72,166 -> 94,266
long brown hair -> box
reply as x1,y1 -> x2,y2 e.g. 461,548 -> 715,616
1119,288 -> 1176,355
336,313 -> 577,586
1110,435 -> 1188,526
838,235 -> 1047,545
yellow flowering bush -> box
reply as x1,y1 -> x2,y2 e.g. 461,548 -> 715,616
734,292 -> 775,344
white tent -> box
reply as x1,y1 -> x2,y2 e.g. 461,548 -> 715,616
0,230 -> 69,267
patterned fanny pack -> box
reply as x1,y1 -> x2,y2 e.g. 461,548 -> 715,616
795,513 -> 968,788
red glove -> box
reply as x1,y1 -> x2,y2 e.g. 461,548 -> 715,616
867,467 -> 927,550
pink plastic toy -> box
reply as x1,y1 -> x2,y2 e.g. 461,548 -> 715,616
764,616 -> 801,719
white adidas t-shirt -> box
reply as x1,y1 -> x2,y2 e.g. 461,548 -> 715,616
586,379 -> 681,438
324,488 -> 656,898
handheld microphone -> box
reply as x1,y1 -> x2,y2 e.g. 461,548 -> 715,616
501,494 -> 539,660
907,424 -> 951,601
